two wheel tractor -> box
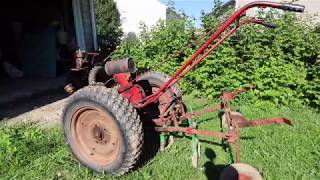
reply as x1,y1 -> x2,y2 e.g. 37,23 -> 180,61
62,1 -> 305,179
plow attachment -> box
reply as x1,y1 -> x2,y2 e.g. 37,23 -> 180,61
222,112 -> 293,128
244,117 -> 292,127
155,87 -> 294,179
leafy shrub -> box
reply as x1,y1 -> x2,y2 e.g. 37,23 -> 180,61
95,0 -> 123,55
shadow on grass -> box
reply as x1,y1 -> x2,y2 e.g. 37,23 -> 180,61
0,90 -> 67,120
133,124 -> 160,170
204,148 -> 229,180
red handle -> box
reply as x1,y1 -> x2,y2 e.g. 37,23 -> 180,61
244,1 -> 305,13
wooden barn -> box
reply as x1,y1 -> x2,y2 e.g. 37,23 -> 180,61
0,0 -> 98,107
0,0 -> 97,79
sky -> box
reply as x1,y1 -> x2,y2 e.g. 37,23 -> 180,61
115,0 -> 167,34
160,0 -> 227,27
115,0 -> 227,34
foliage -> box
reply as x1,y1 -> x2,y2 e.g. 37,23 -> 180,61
1,98 -> 320,179
114,18 -> 195,75
95,0 -> 123,55
114,3 -> 320,107
199,8 -> 320,106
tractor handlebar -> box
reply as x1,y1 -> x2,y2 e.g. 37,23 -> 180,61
245,1 -> 305,13
278,3 -> 305,13
261,22 -> 277,29
138,1 -> 306,107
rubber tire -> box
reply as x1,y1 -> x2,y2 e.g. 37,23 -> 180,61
136,71 -> 184,124
88,66 -> 108,85
62,86 -> 143,176
137,71 -> 182,98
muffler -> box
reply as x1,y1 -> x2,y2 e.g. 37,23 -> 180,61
104,58 -> 136,75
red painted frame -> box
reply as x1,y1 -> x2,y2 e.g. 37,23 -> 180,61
135,1 -> 303,108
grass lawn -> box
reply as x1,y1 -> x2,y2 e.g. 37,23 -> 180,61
0,96 -> 319,179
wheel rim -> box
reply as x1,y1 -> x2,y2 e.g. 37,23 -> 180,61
70,106 -> 121,166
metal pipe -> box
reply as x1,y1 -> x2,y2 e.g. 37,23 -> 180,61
155,127 -> 230,139
104,58 -> 136,76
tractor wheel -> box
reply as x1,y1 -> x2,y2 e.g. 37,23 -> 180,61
137,71 -> 182,123
88,66 -> 108,86
138,71 -> 182,98
62,86 -> 143,176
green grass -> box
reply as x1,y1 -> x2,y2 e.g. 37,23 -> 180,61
0,97 -> 319,180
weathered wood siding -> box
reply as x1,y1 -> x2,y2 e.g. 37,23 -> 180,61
80,0 -> 94,50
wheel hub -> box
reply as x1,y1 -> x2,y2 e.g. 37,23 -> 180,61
92,124 -> 111,144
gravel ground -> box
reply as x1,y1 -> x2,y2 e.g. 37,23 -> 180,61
0,92 -> 68,127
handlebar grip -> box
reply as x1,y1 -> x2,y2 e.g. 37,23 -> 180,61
261,22 -> 277,29
279,3 -> 305,13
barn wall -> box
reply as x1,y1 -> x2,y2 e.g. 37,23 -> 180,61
73,0 -> 97,51
80,0 -> 94,50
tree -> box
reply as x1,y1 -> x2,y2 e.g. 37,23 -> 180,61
95,0 -> 123,55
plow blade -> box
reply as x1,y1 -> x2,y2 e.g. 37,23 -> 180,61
222,112 -> 293,128
245,117 -> 293,127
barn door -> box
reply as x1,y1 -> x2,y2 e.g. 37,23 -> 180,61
72,0 -> 97,51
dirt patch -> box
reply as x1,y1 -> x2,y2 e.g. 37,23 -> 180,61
1,92 -> 68,127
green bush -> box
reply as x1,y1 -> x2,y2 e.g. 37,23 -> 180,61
95,0 -> 123,55
114,6 -> 320,108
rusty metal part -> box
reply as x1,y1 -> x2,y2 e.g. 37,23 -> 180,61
64,84 -> 75,94
219,87 -> 292,163
150,86 -> 175,126
153,86 -> 293,164
72,50 -> 101,71
222,112 -> 249,129
105,58 -> 137,76
222,112 -> 293,128
155,126 -> 233,140
247,117 -> 293,127
70,106 -> 121,166
152,101 -> 185,126
220,163 -> 263,180
180,106 -> 220,120
222,85 -> 254,103
74,50 -> 87,70
220,91 -> 242,163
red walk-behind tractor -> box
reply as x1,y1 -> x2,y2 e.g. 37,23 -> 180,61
62,1 -> 304,179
